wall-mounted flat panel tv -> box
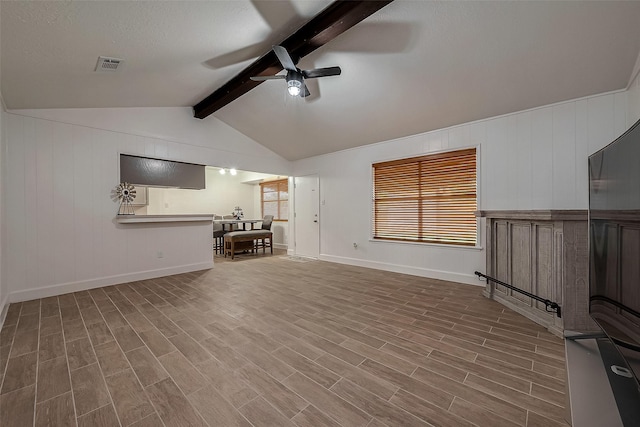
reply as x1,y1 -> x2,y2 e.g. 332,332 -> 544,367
589,118 -> 640,424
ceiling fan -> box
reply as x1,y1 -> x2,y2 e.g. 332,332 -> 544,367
250,45 -> 341,97
194,1 -> 394,118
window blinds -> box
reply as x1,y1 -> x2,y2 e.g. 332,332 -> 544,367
372,148 -> 477,246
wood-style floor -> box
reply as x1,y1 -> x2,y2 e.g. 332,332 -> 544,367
0,250 -> 568,427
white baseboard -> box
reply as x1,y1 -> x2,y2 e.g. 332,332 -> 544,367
0,295 -> 9,331
318,254 -> 482,287
8,262 -> 214,303
287,248 -> 295,256
273,243 -> 288,250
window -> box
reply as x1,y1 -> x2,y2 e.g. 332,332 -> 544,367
372,148 -> 477,246
261,179 -> 289,221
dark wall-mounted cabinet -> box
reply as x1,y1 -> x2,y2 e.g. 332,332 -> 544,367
120,154 -> 205,189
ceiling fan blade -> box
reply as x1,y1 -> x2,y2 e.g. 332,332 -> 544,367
272,45 -> 298,71
202,41 -> 267,70
251,0 -> 301,35
300,82 -> 310,98
250,75 -> 286,81
302,66 -> 342,79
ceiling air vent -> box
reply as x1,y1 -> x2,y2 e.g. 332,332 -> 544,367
95,56 -> 124,72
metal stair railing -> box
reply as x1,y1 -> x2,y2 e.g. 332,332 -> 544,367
474,271 -> 562,318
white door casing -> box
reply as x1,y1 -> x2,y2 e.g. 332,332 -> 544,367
294,174 -> 320,259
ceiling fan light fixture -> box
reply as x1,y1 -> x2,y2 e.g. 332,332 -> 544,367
287,79 -> 302,97
249,47 -> 339,99
286,70 -> 304,97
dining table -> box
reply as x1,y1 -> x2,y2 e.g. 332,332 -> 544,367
213,218 -> 262,231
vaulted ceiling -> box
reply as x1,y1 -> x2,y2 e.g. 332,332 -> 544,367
3,1 -> 640,160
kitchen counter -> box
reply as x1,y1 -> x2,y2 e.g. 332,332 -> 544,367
115,214 -> 214,224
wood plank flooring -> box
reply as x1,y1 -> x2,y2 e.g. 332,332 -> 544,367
0,251 -> 568,426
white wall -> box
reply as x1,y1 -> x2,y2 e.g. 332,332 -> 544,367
16,107 -> 291,175
2,107 -> 291,302
293,89 -> 637,286
0,0 -> 6,321
146,168 -> 257,217
0,106 -> 6,320
3,80 -> 640,303
629,67 -> 640,124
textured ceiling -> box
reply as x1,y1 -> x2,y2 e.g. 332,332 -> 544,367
3,1 -> 640,161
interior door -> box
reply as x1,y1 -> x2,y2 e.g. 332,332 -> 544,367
294,174 -> 320,259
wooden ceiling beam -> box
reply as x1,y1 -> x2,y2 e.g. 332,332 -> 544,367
193,0 -> 394,119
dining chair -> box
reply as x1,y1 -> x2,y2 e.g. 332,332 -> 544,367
213,215 -> 225,254
255,215 -> 274,252
261,215 -> 274,230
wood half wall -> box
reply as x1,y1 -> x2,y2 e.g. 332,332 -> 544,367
479,210 -> 597,336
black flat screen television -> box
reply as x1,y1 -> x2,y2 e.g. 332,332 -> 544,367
589,118 -> 640,424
